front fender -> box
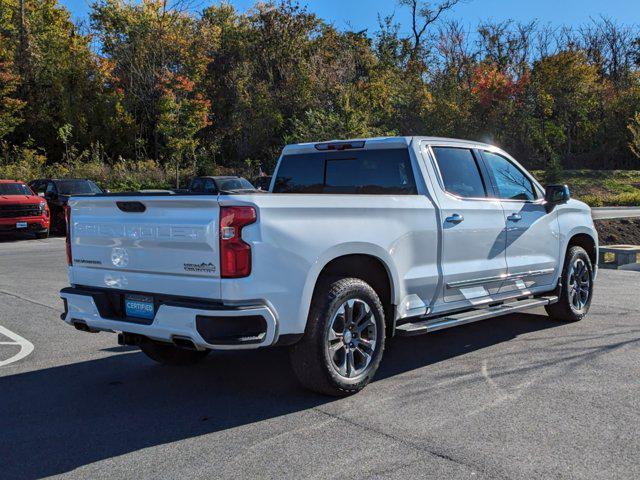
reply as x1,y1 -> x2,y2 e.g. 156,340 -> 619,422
557,200 -> 599,279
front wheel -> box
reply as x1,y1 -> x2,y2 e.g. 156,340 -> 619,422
289,277 -> 386,396
545,246 -> 594,322
51,209 -> 66,236
140,339 -> 210,366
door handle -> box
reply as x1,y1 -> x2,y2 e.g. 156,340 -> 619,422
445,213 -> 464,224
507,213 -> 522,222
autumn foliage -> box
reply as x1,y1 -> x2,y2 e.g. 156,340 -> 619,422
0,0 -> 639,188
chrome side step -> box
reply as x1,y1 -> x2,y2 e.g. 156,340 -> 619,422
395,296 -> 558,336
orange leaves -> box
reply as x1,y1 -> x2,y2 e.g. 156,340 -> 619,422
172,75 -> 196,94
0,58 -> 25,138
97,58 -> 117,83
0,66 -> 19,85
471,63 -> 528,109
157,72 -> 198,100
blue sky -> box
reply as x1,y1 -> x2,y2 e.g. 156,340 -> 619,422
60,0 -> 640,33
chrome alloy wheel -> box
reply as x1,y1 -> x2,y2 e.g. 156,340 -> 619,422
568,258 -> 591,311
326,298 -> 378,378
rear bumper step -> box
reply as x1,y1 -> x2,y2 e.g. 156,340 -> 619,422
396,296 -> 558,336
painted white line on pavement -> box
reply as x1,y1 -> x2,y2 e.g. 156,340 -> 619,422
0,325 -> 34,367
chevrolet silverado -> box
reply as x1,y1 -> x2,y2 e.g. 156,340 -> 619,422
60,137 -> 597,395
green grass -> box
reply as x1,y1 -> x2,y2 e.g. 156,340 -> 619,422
531,170 -> 640,207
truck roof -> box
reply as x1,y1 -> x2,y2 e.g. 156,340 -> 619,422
282,136 -> 496,155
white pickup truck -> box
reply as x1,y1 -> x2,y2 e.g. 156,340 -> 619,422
60,137 -> 597,395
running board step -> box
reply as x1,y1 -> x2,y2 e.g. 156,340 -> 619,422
395,296 -> 558,336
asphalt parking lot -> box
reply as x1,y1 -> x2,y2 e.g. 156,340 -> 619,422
1,235 -> 639,480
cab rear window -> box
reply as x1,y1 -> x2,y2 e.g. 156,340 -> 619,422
273,148 -> 417,195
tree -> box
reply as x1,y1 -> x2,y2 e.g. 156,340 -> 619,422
530,51 -> 602,166
3,0 -> 104,161
398,0 -> 461,70
57,123 -> 72,161
157,74 -> 211,185
1,0 -> 640,181
0,37 -> 24,139
91,0 -> 207,161
629,112 -> 640,160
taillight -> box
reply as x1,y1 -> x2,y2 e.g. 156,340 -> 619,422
219,206 -> 256,278
64,204 -> 72,266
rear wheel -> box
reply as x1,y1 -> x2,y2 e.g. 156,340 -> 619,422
289,277 -> 386,396
545,246 -> 594,322
140,339 -> 210,366
35,230 -> 49,240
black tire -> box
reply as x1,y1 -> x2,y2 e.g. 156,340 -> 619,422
545,246 -> 594,322
140,339 -> 210,366
51,209 -> 65,236
289,277 -> 386,396
35,230 -> 49,240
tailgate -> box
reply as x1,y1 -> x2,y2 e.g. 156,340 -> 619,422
68,195 -> 222,299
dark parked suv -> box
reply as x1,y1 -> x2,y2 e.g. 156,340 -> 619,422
29,179 -> 103,234
188,176 -> 256,194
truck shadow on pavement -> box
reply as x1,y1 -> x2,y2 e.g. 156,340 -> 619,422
0,232 -> 63,243
0,233 -> 41,243
1,312 -> 562,480
0,231 -> 66,243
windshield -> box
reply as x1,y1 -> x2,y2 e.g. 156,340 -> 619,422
0,183 -> 33,196
57,180 -> 102,195
217,178 -> 255,191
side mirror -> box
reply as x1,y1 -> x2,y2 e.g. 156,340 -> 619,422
103,189 -> 111,194
544,184 -> 570,211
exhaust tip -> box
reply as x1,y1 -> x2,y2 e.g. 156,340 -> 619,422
73,322 -> 88,332
172,336 -> 197,350
72,320 -> 98,333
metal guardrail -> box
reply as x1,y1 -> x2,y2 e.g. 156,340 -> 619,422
591,207 -> 640,220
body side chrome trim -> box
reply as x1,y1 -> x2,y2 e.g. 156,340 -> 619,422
446,268 -> 555,288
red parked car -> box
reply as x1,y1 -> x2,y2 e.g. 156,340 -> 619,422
0,180 -> 50,239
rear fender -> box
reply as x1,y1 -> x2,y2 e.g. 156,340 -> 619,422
298,242 -> 401,327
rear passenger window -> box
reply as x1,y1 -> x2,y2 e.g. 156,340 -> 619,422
273,149 -> 417,195
432,147 -> 486,198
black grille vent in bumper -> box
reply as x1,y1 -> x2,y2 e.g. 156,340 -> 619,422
196,315 -> 267,345
0,204 -> 40,218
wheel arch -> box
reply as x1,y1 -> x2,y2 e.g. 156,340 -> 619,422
299,244 -> 400,334
546,230 -> 597,322
566,232 -> 597,267
561,229 -> 598,269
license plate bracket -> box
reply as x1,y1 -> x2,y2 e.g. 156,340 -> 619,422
124,294 -> 155,320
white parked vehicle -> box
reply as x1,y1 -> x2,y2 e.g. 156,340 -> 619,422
60,137 -> 598,395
